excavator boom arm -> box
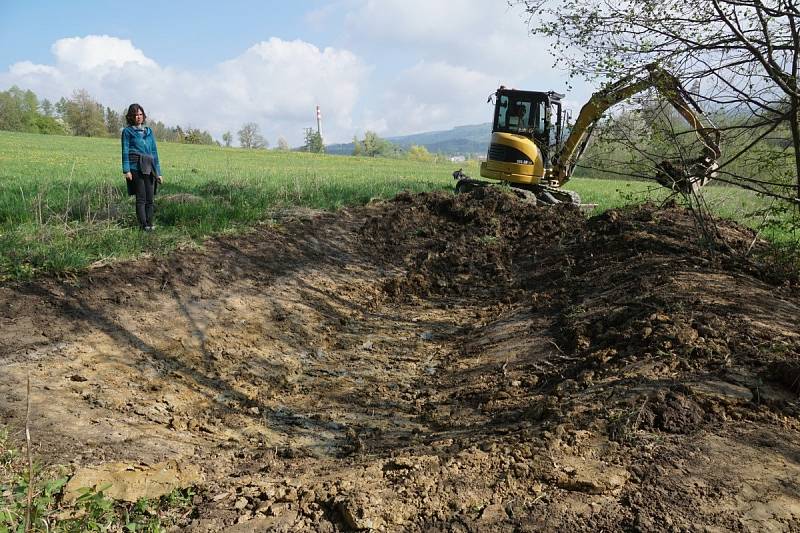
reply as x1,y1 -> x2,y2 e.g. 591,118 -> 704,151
552,64 -> 721,191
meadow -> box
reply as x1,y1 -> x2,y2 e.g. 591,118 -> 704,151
0,131 -> 792,279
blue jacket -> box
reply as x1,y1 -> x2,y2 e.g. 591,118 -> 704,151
121,126 -> 162,176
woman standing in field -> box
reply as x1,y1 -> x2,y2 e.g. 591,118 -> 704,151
121,103 -> 163,231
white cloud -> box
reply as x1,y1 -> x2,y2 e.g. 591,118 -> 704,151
9,61 -> 60,77
52,35 -> 158,71
327,0 -> 593,136
342,0 -> 557,82
371,61 -> 497,136
217,38 -> 365,125
0,35 -> 367,145
0,8 -> 594,146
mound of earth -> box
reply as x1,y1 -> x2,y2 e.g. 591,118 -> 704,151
1,188 -> 799,531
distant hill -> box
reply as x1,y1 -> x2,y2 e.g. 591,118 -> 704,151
326,123 -> 491,156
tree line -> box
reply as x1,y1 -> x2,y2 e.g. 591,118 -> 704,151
0,86 -> 217,145
350,131 -> 447,162
224,121 -> 446,160
0,86 -> 325,152
1,85 -> 463,160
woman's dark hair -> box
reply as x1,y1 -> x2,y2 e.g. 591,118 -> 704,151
125,103 -> 146,126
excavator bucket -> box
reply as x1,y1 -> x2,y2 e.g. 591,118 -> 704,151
654,157 -> 716,194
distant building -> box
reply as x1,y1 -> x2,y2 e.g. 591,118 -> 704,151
450,155 -> 466,163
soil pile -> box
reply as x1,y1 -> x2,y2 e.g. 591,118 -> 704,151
1,188 -> 799,531
361,188 -> 585,299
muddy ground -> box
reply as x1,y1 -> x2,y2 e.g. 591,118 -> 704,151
1,188 -> 799,531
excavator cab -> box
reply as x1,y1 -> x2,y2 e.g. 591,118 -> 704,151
480,89 -> 565,188
496,90 -> 566,166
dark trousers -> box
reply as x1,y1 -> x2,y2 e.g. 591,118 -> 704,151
133,171 -> 155,228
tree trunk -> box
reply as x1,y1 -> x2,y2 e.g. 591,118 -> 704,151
794,99 -> 800,203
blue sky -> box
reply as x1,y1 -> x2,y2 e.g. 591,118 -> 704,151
0,0 -> 591,146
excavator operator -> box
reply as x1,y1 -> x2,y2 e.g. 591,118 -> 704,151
508,103 -> 527,129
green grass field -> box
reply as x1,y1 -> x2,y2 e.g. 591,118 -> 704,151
0,131 -> 794,280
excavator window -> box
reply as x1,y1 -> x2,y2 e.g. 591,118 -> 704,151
509,103 -> 528,128
495,93 -> 546,137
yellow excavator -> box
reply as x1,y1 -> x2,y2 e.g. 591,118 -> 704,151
454,64 -> 722,205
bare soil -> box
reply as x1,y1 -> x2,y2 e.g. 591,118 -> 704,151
2,188 -> 800,532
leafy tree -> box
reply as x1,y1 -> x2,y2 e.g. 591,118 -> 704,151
0,86 -> 66,135
182,128 -> 214,145
105,107 -> 122,136
238,122 -> 267,149
360,131 -> 394,157
55,97 -> 68,120
150,120 -> 182,143
516,0 -> 800,203
40,98 -> 53,117
33,115 -> 68,135
352,135 -> 363,156
0,87 -> 36,132
18,87 -> 38,127
63,89 -> 106,137
407,144 -> 434,162
0,90 -> 25,132
184,129 -> 202,144
276,136 -> 290,151
303,128 -> 324,153
222,131 -> 233,147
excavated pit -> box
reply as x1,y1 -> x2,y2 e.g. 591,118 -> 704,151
1,188 -> 799,531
